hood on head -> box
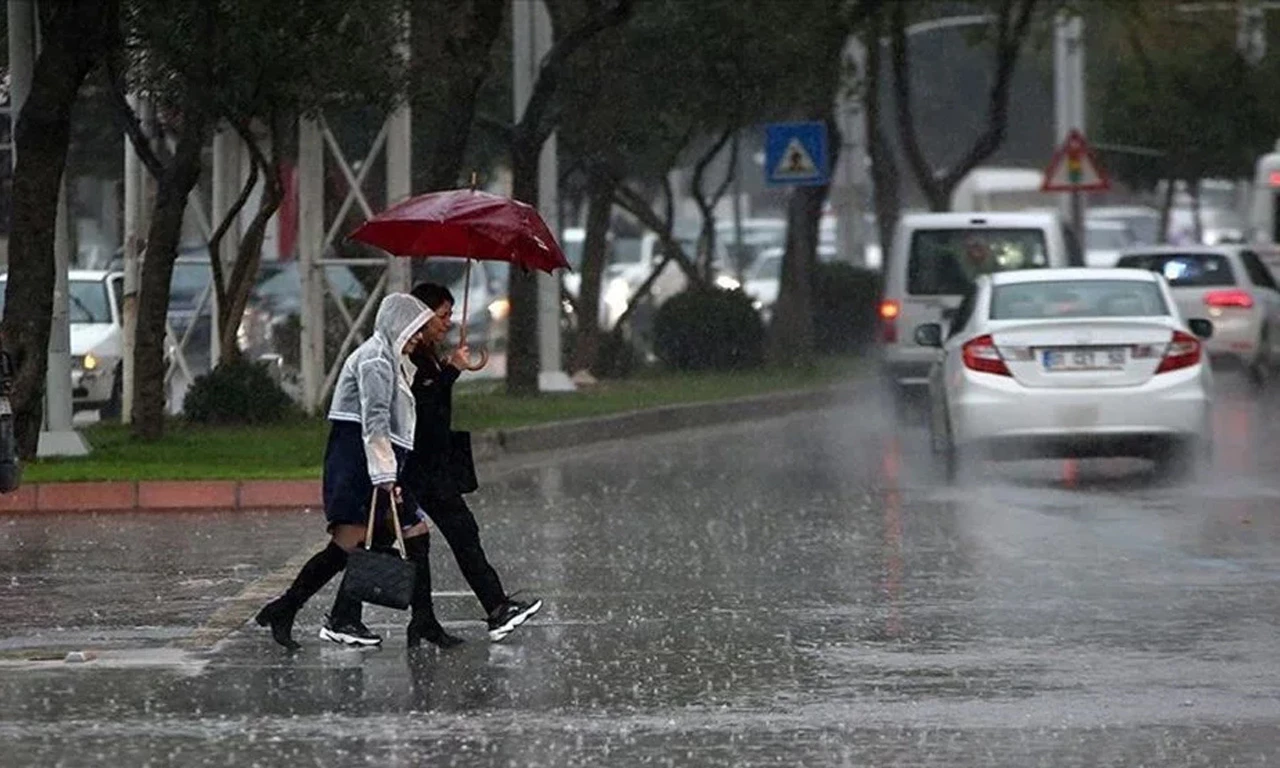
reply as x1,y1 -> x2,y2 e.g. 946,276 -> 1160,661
375,293 -> 432,354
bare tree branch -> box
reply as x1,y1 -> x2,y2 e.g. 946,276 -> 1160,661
205,120 -> 260,323
889,0 -> 938,206
103,52 -> 165,180
514,0 -> 635,150
939,0 -> 1038,192
690,126 -> 735,279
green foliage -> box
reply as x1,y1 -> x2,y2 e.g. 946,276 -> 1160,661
1095,13 -> 1276,189
652,287 -> 765,372
183,358 -> 299,425
812,262 -> 881,354
121,0 -> 406,124
558,0 -> 854,184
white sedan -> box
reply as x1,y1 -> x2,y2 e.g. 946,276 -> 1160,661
914,268 -> 1214,479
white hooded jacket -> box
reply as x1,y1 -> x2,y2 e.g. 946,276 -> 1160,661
328,293 -> 432,486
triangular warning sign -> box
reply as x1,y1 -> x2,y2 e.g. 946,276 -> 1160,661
773,137 -> 820,180
1042,129 -> 1110,192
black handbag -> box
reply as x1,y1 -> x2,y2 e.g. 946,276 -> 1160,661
336,490 -> 416,611
450,430 -> 479,495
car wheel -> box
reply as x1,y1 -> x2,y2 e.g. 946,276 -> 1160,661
933,408 -> 960,483
1154,439 -> 1199,482
99,365 -> 123,421
1248,330 -> 1272,390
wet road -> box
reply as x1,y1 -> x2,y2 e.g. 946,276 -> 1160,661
3,374 -> 1280,765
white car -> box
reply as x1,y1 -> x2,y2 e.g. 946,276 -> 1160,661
0,270 -> 124,416
1084,218 -> 1134,267
914,268 -> 1214,479
742,244 -> 838,323
1114,246 -> 1280,388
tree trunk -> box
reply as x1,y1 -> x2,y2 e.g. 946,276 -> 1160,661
502,0 -> 635,396
864,4 -> 900,261
506,142 -> 541,395
410,0 -> 506,194
571,172 -> 614,374
217,125 -> 283,359
765,164 -> 830,368
690,128 -> 734,283
1189,178 -> 1203,244
1158,176 -> 1176,244
131,115 -> 209,439
219,175 -> 283,360
1,0 -> 115,459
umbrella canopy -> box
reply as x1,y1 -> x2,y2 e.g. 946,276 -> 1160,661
348,188 -> 571,274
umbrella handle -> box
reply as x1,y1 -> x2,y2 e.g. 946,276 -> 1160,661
462,348 -> 489,372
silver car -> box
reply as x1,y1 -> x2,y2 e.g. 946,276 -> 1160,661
914,268 -> 1214,481
1115,246 -> 1280,388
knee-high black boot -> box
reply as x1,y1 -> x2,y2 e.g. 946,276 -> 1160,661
405,534 -> 464,649
255,542 -> 348,650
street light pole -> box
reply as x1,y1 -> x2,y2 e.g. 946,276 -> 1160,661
511,0 -> 574,392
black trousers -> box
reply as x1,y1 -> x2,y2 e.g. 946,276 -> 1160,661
422,493 -> 507,616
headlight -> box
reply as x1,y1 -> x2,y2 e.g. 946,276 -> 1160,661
82,352 -> 98,371
488,298 -> 510,321
752,299 -> 763,311
715,275 -> 741,291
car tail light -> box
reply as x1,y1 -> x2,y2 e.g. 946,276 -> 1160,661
1155,330 -> 1201,373
1204,289 -> 1254,309
879,299 -> 900,343
961,334 -> 1011,376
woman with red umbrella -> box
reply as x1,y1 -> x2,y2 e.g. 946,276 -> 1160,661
402,281 -> 542,644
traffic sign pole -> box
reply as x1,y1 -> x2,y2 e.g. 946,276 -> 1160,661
1054,13 -> 1087,250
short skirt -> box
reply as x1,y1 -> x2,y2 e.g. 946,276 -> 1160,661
322,420 -> 415,531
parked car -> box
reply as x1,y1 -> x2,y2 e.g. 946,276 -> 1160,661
878,210 -> 1084,415
1088,205 -> 1161,246
0,270 -> 124,416
241,260 -> 370,360
742,243 -> 838,323
1115,245 -> 1280,387
914,268 -> 1214,480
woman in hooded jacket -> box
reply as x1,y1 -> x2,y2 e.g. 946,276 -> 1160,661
254,292 -> 444,650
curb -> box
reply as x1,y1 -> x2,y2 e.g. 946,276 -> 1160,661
0,384 -> 854,513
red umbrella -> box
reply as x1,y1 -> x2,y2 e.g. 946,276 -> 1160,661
349,184 -> 571,369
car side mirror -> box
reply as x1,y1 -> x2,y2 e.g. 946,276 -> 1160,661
914,322 -> 943,348
1187,318 -> 1214,340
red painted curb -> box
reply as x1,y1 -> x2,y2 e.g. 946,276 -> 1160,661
0,479 -> 321,513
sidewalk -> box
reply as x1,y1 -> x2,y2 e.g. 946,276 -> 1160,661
0,384 -> 853,513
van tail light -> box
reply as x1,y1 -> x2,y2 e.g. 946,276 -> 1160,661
961,334 -> 1011,376
1204,289 -> 1254,309
1155,330 -> 1202,373
879,299 -> 900,343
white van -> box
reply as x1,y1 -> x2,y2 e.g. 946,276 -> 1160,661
878,211 -> 1083,408
950,167 -> 1058,212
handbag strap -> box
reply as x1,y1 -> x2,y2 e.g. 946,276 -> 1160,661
365,489 -> 409,560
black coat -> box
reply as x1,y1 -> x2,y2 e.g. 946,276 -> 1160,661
405,351 -> 463,500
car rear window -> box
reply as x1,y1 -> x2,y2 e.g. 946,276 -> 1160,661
1114,252 -> 1235,287
990,280 -> 1168,320
908,228 -> 1050,295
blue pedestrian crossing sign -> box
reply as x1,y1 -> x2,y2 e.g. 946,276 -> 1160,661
764,121 -> 830,187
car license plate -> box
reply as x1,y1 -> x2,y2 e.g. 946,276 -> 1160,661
1042,347 -> 1126,371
